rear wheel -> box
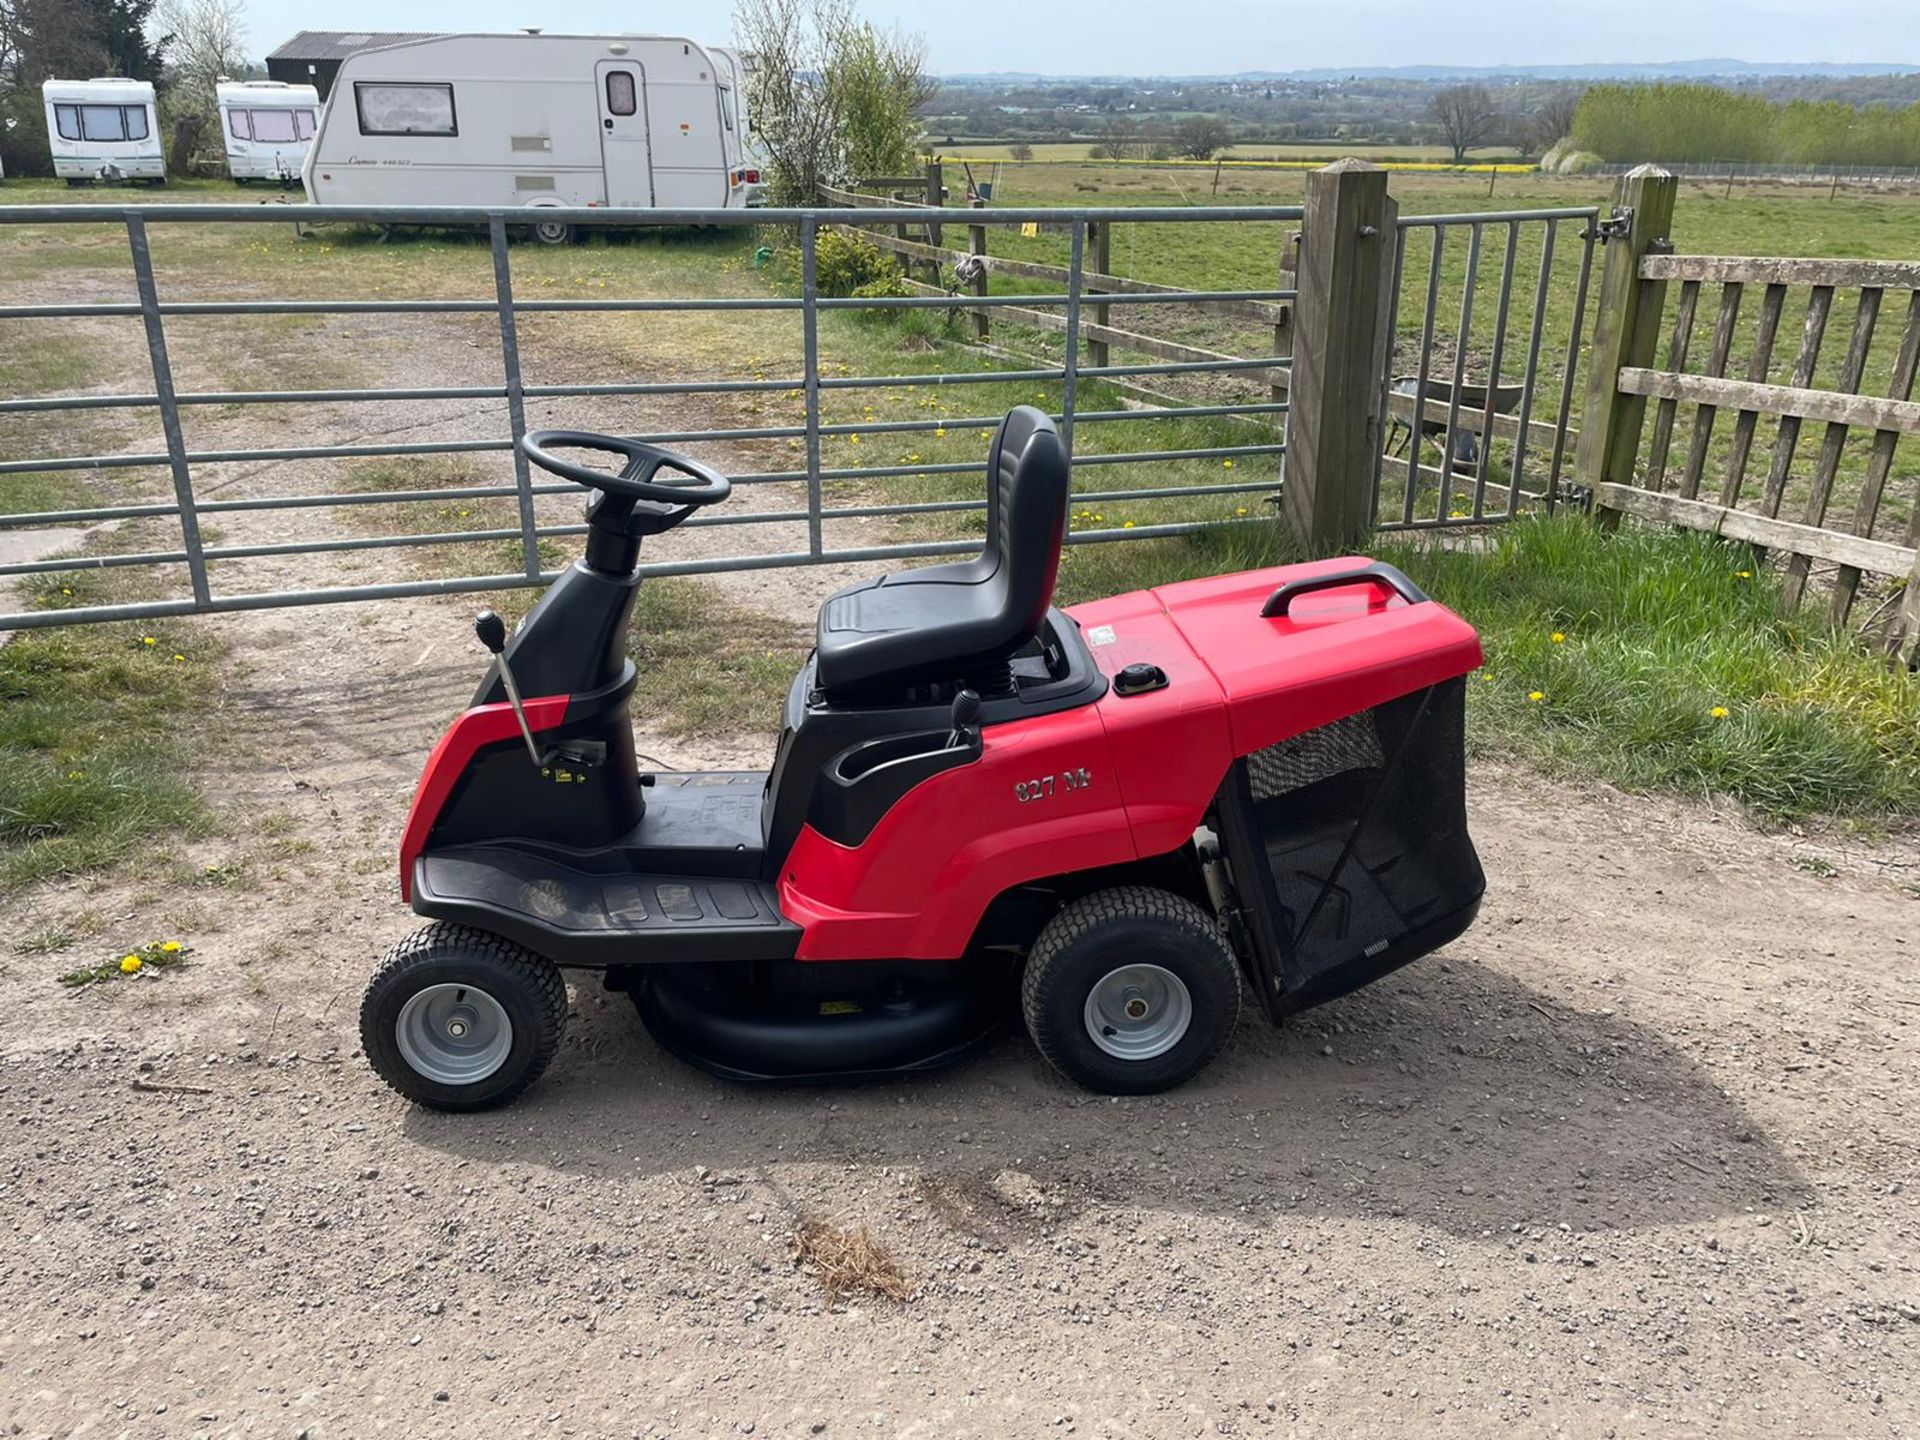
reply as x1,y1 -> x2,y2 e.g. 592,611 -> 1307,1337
1020,886 -> 1241,1095
359,923 -> 567,1111
530,217 -> 576,246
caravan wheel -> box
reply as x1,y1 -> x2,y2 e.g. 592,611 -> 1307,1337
531,218 -> 577,246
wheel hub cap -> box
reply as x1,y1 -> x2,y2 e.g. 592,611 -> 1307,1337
396,983 -> 513,1086
1084,964 -> 1192,1061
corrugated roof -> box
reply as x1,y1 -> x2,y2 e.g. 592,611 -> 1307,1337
265,31 -> 446,62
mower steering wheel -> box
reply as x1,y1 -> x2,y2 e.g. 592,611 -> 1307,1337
519,430 -> 732,507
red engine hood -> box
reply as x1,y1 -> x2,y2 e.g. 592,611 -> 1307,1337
1068,554 -> 1483,758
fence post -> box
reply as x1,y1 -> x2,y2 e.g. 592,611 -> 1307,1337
968,202 -> 990,342
1574,165 -> 1677,521
924,158 -> 943,248
1087,220 -> 1111,372
1282,159 -> 1395,554
1896,550 -> 1920,670
1274,229 -> 1298,439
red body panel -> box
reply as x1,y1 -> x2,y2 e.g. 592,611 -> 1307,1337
399,696 -> 569,900
779,555 -> 1483,961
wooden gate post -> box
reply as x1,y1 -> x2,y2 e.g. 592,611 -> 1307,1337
1574,164 -> 1678,520
1282,159 -> 1396,554
968,202 -> 990,342
1087,220 -> 1112,372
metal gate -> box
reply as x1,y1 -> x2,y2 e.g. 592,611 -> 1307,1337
1373,205 -> 1602,530
0,201 -> 1300,630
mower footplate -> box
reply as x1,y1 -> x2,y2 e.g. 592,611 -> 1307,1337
412,845 -> 800,966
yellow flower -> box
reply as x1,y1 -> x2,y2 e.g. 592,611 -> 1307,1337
1736,570 -> 1752,579
1122,520 -> 1135,529
935,428 -> 947,438
160,941 -> 182,953
141,636 -> 157,646
173,654 -> 185,663
120,955 -> 143,973
1527,691 -> 1545,703
1550,631 -> 1566,644
1223,459 -> 1235,469
1710,705 -> 1730,719
1234,507 -> 1248,516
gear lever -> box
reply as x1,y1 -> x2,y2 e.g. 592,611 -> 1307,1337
947,688 -> 982,750
474,610 -> 545,767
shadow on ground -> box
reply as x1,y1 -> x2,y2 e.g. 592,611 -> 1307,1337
403,951 -> 1807,1238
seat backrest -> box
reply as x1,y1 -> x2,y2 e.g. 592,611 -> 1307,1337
990,405 -> 1070,633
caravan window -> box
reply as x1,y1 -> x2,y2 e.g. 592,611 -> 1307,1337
68,103 -> 147,142
228,108 -> 249,140
718,85 -> 734,131
355,82 -> 457,137
605,71 -> 637,117
249,109 -> 298,143
295,109 -> 316,139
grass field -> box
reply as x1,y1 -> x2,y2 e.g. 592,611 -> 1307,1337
3,166 -> 1918,842
934,141 -> 1525,166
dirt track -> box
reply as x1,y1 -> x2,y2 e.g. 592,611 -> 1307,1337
5,267 -> 1920,1440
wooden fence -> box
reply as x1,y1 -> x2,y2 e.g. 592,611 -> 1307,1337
1579,167 -> 1920,663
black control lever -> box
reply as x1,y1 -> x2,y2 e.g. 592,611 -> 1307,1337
474,610 -> 545,768
947,688 -> 982,750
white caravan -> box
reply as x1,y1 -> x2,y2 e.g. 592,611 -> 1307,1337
302,33 -> 764,237
42,77 -> 164,185
217,80 -> 321,184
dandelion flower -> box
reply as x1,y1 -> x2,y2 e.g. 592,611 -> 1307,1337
1234,507 -> 1248,516
1736,569 -> 1752,579
1527,690 -> 1545,703
120,955 -> 143,974
1551,631 -> 1566,644
1223,459 -> 1235,469
1710,705 -> 1729,719
1122,520 -> 1135,529
141,636 -> 157,647
173,654 -> 185,663
935,427 -> 947,438
161,941 -> 182,953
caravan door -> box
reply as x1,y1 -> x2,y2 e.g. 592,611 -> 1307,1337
595,60 -> 653,207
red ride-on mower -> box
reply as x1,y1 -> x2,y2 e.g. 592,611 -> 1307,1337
360,407 -> 1487,1111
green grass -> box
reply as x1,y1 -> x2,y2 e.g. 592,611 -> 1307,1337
1059,513 -> 1920,825
0,618 -> 214,888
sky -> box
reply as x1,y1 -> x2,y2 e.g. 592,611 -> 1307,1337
236,0 -> 1915,75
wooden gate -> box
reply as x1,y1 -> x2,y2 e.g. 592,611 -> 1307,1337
1578,167 -> 1920,663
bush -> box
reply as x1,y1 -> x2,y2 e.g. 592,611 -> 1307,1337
850,273 -> 910,300
810,228 -> 900,297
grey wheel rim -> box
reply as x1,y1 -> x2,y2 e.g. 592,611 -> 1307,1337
1083,963 -> 1192,1060
396,983 -> 513,1086
533,220 -> 569,244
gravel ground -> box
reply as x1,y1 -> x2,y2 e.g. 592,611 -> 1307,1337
4,247 -> 1919,1440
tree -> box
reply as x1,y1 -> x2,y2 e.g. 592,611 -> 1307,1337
155,0 -> 245,174
1429,83 -> 1499,163
1519,88 -> 1583,159
1008,141 -> 1033,161
1090,115 -> 1145,160
732,0 -> 930,204
1,0 -> 169,175
1173,115 -> 1229,160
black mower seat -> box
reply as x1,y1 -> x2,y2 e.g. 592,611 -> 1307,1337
815,406 -> 1070,699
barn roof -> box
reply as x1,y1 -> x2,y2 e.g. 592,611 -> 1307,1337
266,32 -> 446,63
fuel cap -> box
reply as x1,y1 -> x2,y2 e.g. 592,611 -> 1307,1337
1114,662 -> 1169,697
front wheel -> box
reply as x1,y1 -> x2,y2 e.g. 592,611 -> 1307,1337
529,217 -> 576,246
1021,886 -> 1242,1095
359,923 -> 568,1111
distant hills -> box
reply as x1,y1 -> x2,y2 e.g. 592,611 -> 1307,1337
941,60 -> 1920,83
